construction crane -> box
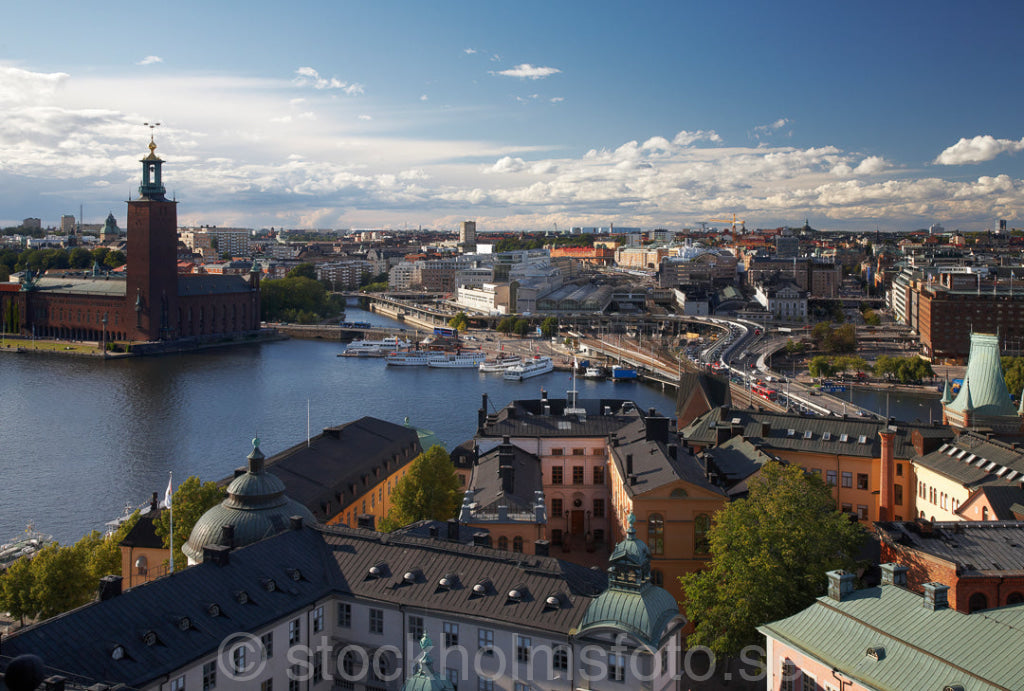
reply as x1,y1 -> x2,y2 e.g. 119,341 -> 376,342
709,213 -> 746,233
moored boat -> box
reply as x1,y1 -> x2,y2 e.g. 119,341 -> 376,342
479,354 -> 522,373
584,366 -> 606,379
427,351 -> 488,368
340,336 -> 412,357
384,350 -> 434,366
504,355 -> 555,381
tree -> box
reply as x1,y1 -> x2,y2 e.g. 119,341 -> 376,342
862,309 -> 881,326
448,312 -> 469,332
513,318 -> 531,337
0,555 -> 38,625
68,247 -> 93,269
379,445 -> 461,532
680,463 -> 865,657
808,355 -> 835,379
540,316 -> 559,339
104,250 -> 125,269
29,542 -> 92,620
153,476 -> 225,569
1003,356 -> 1024,399
496,317 -> 516,335
287,262 -> 318,280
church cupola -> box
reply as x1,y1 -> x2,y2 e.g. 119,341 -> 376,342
138,130 -> 167,201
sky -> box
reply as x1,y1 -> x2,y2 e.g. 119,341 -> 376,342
2,1 -> 1023,233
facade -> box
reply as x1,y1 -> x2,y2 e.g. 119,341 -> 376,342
317,259 -> 374,290
760,565 -> 1024,691
1,517 -> 684,691
753,279 -> 808,321
459,220 -> 476,252
0,138 -> 261,345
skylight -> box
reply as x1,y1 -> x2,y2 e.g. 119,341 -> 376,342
822,432 -> 832,441
964,454 -> 977,464
803,430 -> 813,439
787,428 -> 796,437
858,435 -> 868,444
946,446 -> 959,456
1006,471 -> 1019,482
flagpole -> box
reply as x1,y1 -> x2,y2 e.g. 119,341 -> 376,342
167,471 -> 174,574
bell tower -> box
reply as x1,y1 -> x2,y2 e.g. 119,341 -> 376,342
126,125 -> 179,341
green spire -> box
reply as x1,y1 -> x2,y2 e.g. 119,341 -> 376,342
1018,388 -> 1024,416
941,378 -> 953,405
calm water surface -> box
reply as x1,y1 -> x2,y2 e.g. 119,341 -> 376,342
0,307 -> 677,544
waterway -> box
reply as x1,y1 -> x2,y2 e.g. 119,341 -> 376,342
0,306 -> 678,545
849,388 -> 943,425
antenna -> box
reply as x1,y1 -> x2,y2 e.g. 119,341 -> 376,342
143,121 -> 161,143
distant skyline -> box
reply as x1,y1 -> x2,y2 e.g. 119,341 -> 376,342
2,1 -> 1023,232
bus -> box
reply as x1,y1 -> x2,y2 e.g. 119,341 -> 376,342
433,326 -> 458,338
752,382 -> 778,402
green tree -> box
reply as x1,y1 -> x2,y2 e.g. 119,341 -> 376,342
30,542 -> 92,620
68,247 -> 93,269
260,276 -> 335,321
287,262 -> 318,280
862,309 -> 881,326
496,317 -> 516,335
153,476 -> 225,569
680,463 -> 865,657
540,316 -> 559,338
0,555 -> 38,625
104,250 -> 125,269
448,312 -> 469,332
808,355 -> 835,379
1003,357 -> 1024,400
783,339 -> 806,355
513,318 -> 531,337
379,445 -> 461,531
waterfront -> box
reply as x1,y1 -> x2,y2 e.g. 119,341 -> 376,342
0,307 -> 677,544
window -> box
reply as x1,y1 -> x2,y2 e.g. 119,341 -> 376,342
233,645 -> 248,674
969,592 -> 988,612
498,536 -> 508,550
261,681 -> 273,691
856,505 -> 869,520
553,645 -> 569,671
694,514 -> 711,555
841,503 -> 853,514
593,466 -> 605,484
572,466 -> 585,485
288,618 -> 300,644
572,447 -> 585,456
593,498 -> 605,518
857,473 -> 869,490
202,660 -> 216,690
512,536 -> 523,552
446,668 -> 460,690
170,676 -> 186,691
478,681 -> 494,691
780,659 -> 800,691
551,447 -> 564,456
312,651 -> 323,683
337,602 -> 352,628
551,528 -> 563,545
552,498 -> 563,516
648,513 -> 664,555
841,472 -> 853,488
409,615 -> 424,641
826,470 -> 837,486
803,673 -> 818,691
443,621 -> 459,647
261,632 -> 273,660
478,628 -> 494,654
517,635 -> 531,663
312,605 -> 324,633
896,462 -> 903,477
551,466 -> 563,484
369,608 -> 384,634
608,653 -> 625,682
288,665 -> 301,691
894,484 -> 903,506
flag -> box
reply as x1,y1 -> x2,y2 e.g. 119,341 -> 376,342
164,474 -> 173,508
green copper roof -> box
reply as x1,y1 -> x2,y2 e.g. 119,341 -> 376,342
940,379 -> 953,405
946,333 -> 1016,417
401,632 -> 454,691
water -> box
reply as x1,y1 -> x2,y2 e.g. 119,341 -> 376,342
849,387 -> 943,424
0,306 -> 676,544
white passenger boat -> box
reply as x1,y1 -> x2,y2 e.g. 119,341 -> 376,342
427,351 -> 488,368
584,366 -> 606,379
503,355 -> 555,381
340,336 -> 412,357
479,354 -> 522,373
384,350 -> 434,366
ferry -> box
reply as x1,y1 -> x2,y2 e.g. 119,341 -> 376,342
584,366 -> 606,379
479,354 -> 522,373
427,351 -> 488,368
0,524 -> 54,569
340,336 -> 412,357
504,355 -> 555,381
384,350 -> 434,366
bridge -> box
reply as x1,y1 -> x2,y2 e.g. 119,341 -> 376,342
271,323 -> 418,341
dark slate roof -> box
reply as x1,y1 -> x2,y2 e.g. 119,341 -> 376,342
229,417 -> 422,521
119,509 -> 164,550
608,418 -> 722,498
1,524 -> 336,690
965,485 -> 1024,520
915,431 -> 1024,490
682,406 -> 951,459
469,444 -> 543,512
877,521 -> 1024,575
177,274 -> 252,296
479,397 -> 649,439
700,436 -> 777,497
675,371 -> 731,413
1,523 -> 609,689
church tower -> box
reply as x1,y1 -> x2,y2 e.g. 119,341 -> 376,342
126,133 -> 179,341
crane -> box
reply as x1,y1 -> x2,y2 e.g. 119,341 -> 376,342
709,213 -> 746,233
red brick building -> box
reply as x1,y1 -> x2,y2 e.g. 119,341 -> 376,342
0,138 -> 260,345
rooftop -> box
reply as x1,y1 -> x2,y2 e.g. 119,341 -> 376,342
877,520 -> 1024,576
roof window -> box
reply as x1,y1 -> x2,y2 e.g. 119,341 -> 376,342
840,434 -> 849,442
822,432 -> 832,441
803,430 -> 813,440
858,435 -> 868,444
787,429 -> 796,437
946,446 -> 959,456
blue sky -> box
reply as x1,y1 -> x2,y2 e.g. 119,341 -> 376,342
2,0 -> 1023,232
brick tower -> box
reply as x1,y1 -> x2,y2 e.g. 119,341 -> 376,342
126,134 -> 179,341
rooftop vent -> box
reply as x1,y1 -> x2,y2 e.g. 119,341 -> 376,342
235,590 -> 249,605
946,446 -> 959,456
369,565 -> 382,578
508,589 -> 522,602
287,568 -> 302,582
111,645 -> 125,660
403,570 -> 422,584
178,616 -> 192,631
471,579 -> 492,596
262,578 -> 277,592
207,603 -> 221,617
142,630 -> 158,647
866,646 -> 884,661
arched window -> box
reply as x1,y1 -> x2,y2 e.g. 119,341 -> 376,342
982,506 -> 990,520
968,592 -> 988,613
497,536 -> 508,551
670,488 -> 688,498
1006,592 -> 1024,606
648,514 -> 664,555
694,514 -> 711,555
512,536 -> 523,553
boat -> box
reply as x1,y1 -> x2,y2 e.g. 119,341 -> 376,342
340,336 -> 411,357
0,523 -> 54,569
584,366 -> 606,379
427,351 -> 488,368
611,366 -> 638,381
504,355 -> 555,381
384,350 -> 434,366
479,354 -> 522,373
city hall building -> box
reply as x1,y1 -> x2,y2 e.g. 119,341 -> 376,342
0,137 -> 261,346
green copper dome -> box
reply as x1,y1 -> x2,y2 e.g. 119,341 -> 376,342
401,632 -> 454,691
182,438 -> 316,564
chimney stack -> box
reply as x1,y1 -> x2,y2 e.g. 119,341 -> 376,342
923,582 -> 949,611
826,570 -> 855,601
98,575 -> 123,601
289,515 -> 304,531
150,491 -> 159,512
220,524 -> 234,549
880,563 -> 908,587
447,519 -> 460,542
626,453 -> 634,476
534,539 -> 550,557
203,545 -> 230,567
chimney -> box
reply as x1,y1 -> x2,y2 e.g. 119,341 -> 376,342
667,443 -> 678,458
150,491 -> 159,512
43,677 -> 66,691
220,524 -> 234,549
878,430 -> 896,521
98,575 -> 122,601
478,393 -> 488,432
429,525 -> 438,538
923,582 -> 949,610
203,544 -> 231,567
472,532 -> 492,548
541,388 -> 548,401
626,454 -> 634,476
357,514 -> 376,531
880,562 -> 908,587
447,519 -> 460,541
289,515 -> 303,531
534,539 -> 550,557
645,416 -> 670,443
826,570 -> 855,601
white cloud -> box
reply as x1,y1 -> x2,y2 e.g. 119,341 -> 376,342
755,118 -> 789,134
0,66 -> 69,105
486,156 -> 527,173
550,96 -> 564,103
419,94 -> 428,101
292,67 -> 364,94
672,129 -> 721,146
935,135 -> 1024,165
463,48 -> 477,55
853,156 -> 888,175
136,56 -> 163,66
494,64 -> 561,80
358,114 -> 372,121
